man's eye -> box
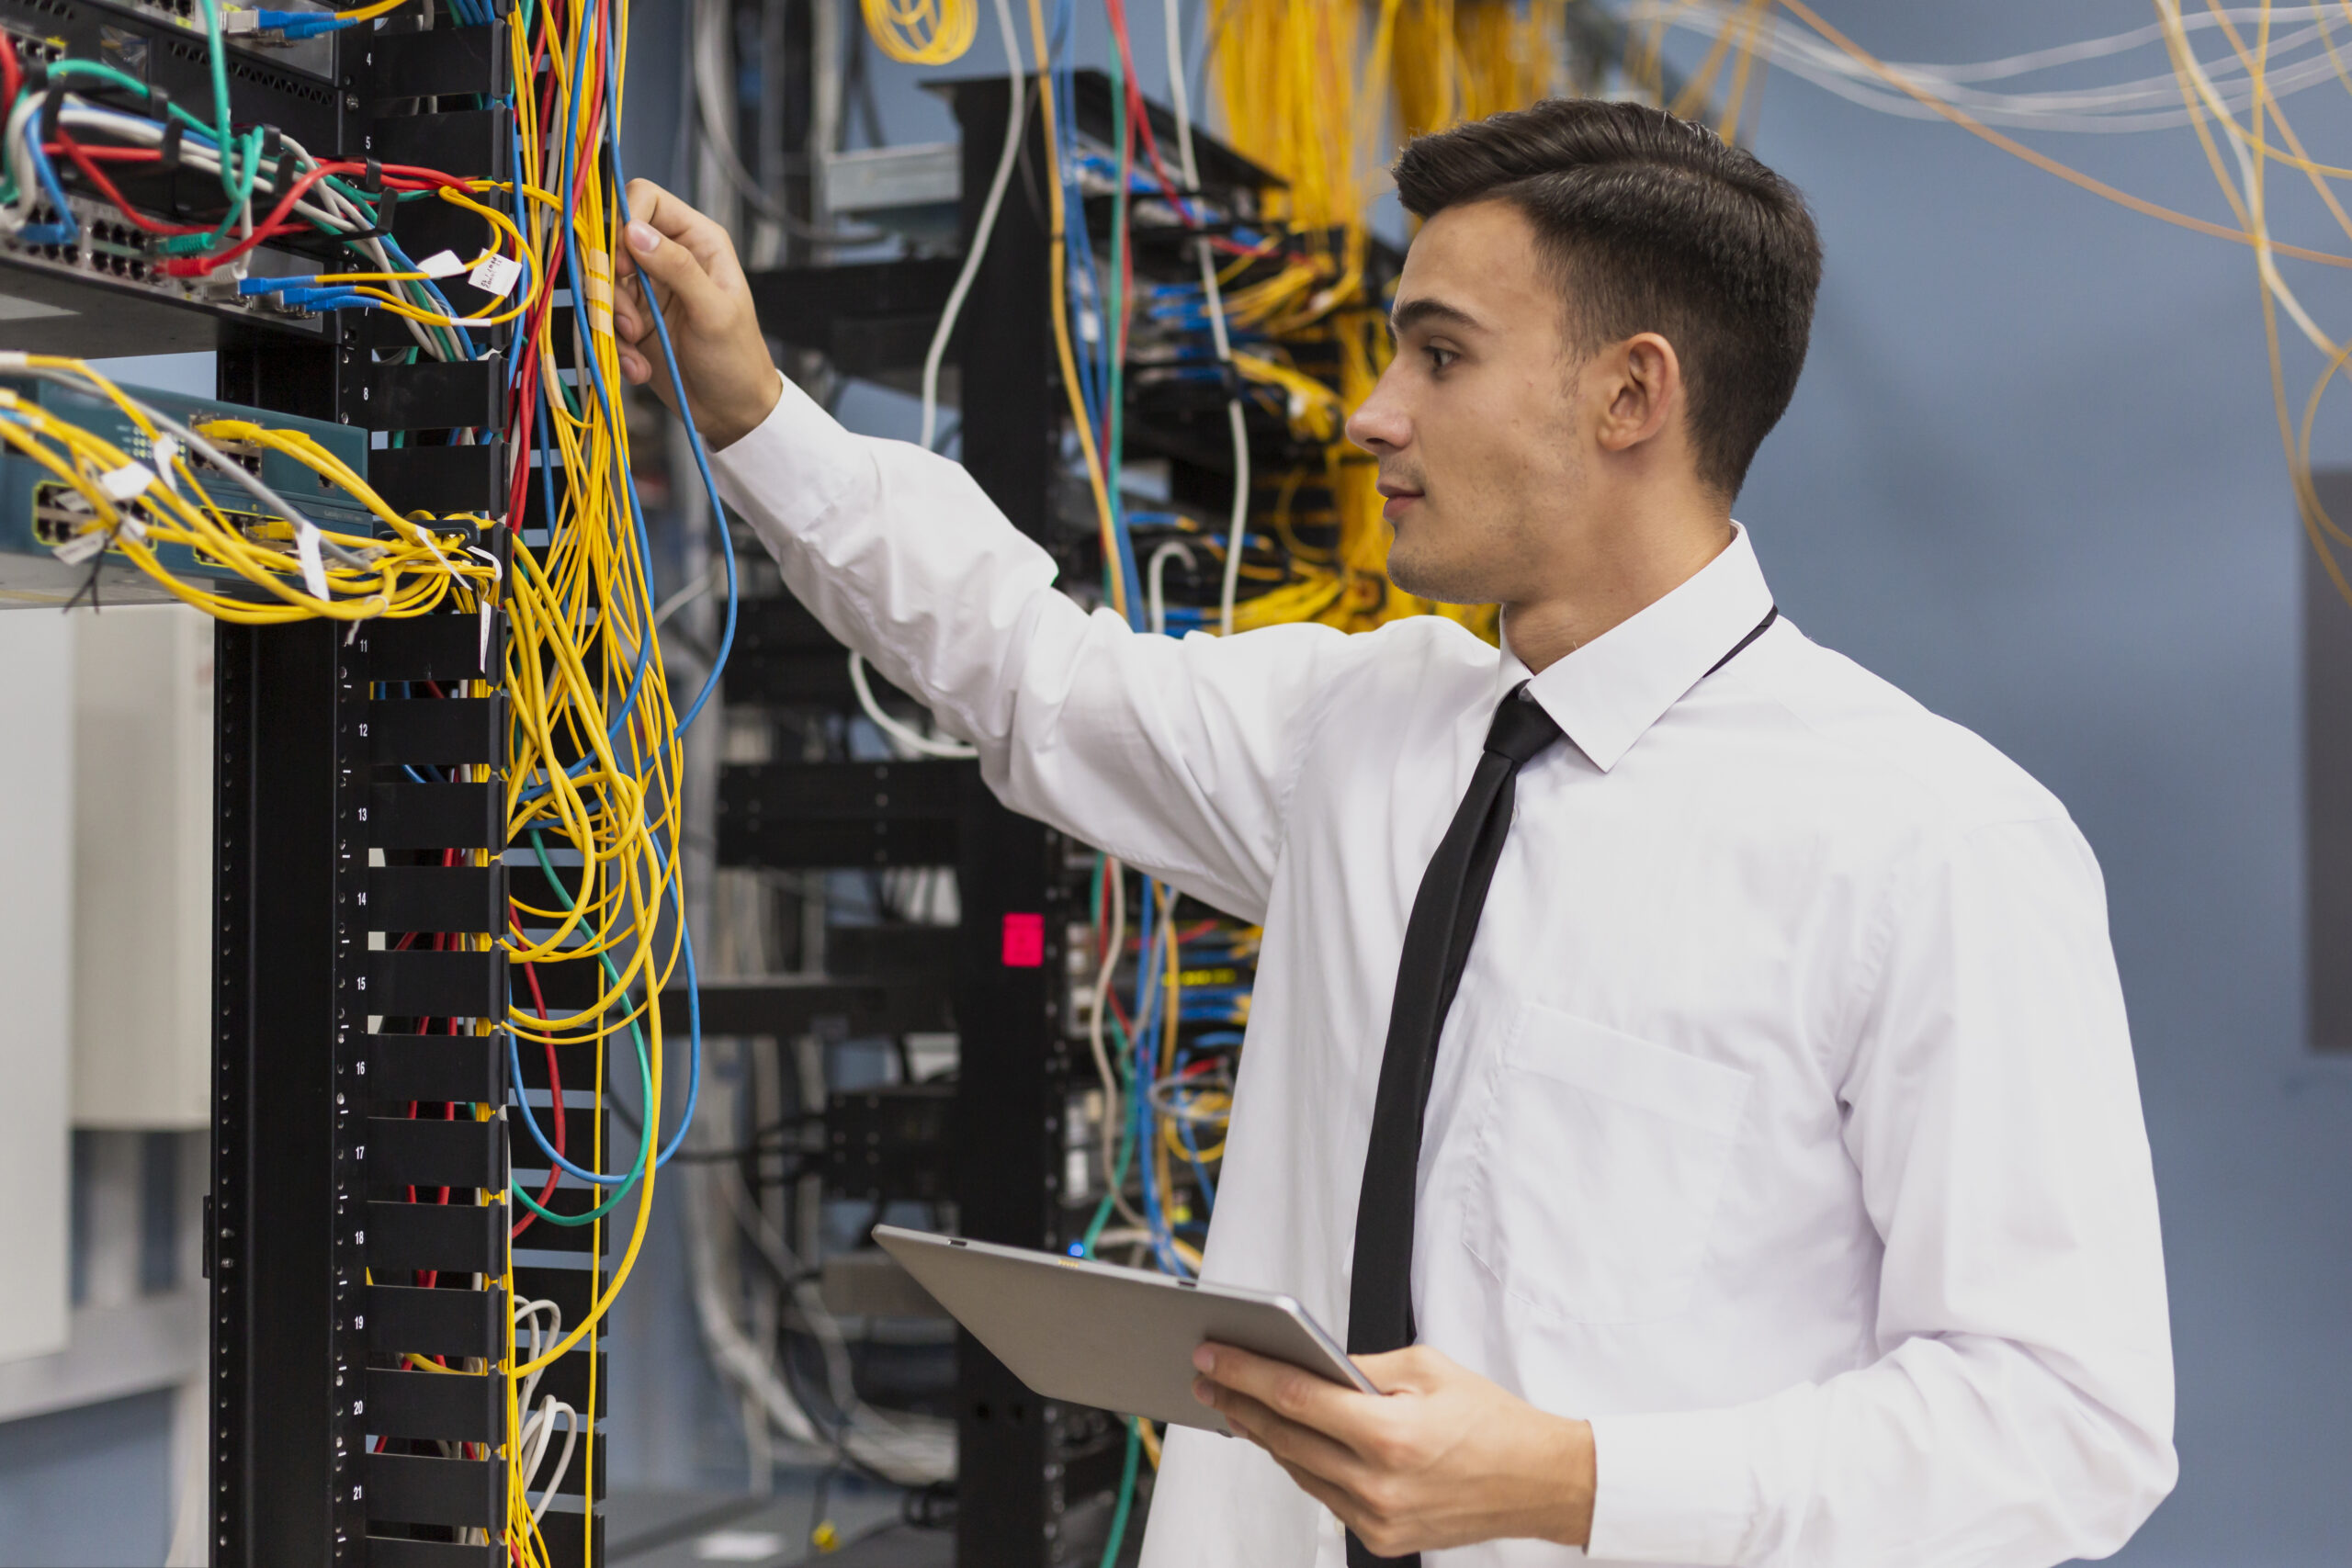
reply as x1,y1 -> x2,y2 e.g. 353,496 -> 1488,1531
1426,345 -> 1456,371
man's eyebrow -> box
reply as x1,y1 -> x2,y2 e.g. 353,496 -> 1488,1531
1388,297 -> 1484,338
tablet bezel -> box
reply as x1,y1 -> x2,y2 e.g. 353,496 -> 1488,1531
871,1224 -> 1378,1435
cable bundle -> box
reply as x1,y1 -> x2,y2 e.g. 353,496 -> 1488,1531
481,0 -> 739,1558
1392,0 -> 1569,140
0,354 -> 497,618
862,0 -> 980,65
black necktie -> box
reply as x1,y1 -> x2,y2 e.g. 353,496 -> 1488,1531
1346,683 -> 1564,1381
1342,608 -> 1776,1568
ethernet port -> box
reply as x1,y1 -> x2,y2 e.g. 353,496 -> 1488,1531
31,485 -> 96,547
194,440 -> 266,479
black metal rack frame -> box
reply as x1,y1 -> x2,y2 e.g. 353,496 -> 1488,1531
167,10 -> 610,1565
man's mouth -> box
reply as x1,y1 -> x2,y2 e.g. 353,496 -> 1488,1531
1376,479 -> 1424,521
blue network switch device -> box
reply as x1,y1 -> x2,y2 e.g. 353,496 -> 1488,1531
0,372 -> 372,606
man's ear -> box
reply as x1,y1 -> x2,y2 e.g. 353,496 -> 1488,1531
1593,333 -> 1682,456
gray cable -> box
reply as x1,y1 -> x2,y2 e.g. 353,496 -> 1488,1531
919,0 -> 1028,449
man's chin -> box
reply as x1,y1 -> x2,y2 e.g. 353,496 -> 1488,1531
1386,539 -> 1490,607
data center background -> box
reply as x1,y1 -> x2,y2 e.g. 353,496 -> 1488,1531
1,4 -> 2347,1564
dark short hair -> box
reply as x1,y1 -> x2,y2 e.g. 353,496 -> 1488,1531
1391,99 -> 1821,498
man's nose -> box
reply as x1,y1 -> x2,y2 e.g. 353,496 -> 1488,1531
1345,369 -> 1408,454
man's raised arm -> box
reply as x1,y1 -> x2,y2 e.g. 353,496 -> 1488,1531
610,181 -> 1371,920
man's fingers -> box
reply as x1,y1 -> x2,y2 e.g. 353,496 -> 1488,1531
1267,1455 -> 1361,1528
1194,1377 -> 1371,1486
611,273 -> 642,343
1196,1343 -> 1380,1449
620,179 -> 743,292
612,274 -> 670,351
619,220 -> 723,324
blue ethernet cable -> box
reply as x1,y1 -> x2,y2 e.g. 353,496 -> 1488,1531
503,829 -> 704,1179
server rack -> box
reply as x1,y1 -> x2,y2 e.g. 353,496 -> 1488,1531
201,15 -> 545,1560
727,71 -> 1286,1568
0,12 -> 565,1556
8,8 -> 629,1563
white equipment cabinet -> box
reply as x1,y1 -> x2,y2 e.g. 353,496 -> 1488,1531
72,603 -> 212,1130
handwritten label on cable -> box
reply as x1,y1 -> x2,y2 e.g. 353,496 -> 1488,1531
469,254 -> 524,299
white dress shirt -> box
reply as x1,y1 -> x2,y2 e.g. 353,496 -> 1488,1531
710,373 -> 2177,1568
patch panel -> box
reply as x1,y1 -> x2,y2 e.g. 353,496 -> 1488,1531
0,197 -> 331,355
0,0 -> 347,353
1,194 -> 315,308
7,0 -> 339,80
0,17 -> 62,63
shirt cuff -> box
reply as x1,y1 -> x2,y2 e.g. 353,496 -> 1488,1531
1586,1405 -> 1762,1565
706,367 -> 873,535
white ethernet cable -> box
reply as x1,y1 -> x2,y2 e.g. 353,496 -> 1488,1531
1160,0 -> 1251,635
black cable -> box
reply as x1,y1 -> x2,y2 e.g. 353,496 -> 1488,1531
774,1317 -> 913,1495
808,1456 -> 841,1550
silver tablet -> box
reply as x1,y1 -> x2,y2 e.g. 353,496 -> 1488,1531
871,1224 -> 1377,1435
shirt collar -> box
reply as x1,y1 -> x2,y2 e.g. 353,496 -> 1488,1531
1490,522 -> 1776,773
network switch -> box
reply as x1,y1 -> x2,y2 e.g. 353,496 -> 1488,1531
0,370 -> 370,604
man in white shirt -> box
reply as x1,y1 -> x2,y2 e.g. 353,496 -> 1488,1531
611,98 -> 2175,1567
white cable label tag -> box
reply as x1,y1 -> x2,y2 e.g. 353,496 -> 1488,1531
469,255 -> 523,298
51,529 -> 107,565
119,510 -> 148,543
294,519 -> 330,600
416,250 -> 469,279
151,435 -> 182,491
100,461 -> 154,502
467,546 -> 503,671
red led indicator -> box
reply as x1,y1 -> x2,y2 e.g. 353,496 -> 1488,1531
1001,912 -> 1046,967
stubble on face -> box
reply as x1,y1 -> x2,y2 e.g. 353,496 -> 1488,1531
1384,367 -> 1586,609
1371,201 -> 1591,610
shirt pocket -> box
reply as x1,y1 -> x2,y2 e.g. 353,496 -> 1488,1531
1461,1003 -> 1754,1326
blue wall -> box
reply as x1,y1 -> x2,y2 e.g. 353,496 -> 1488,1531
0,1392 -> 171,1566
